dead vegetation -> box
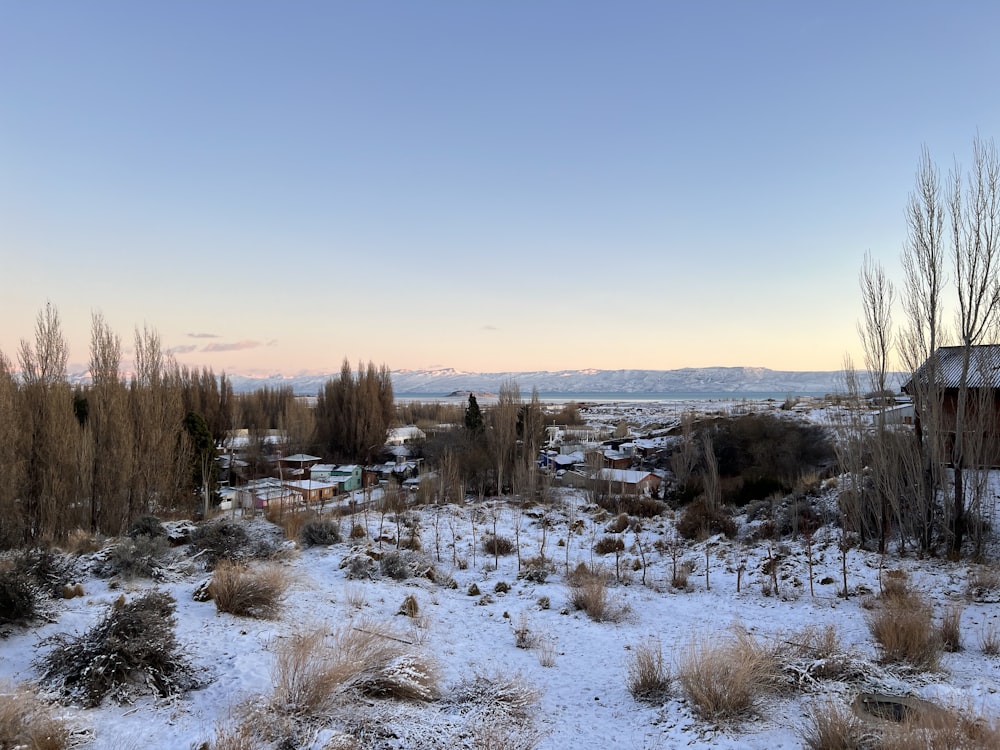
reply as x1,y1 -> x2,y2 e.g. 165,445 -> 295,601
0,682 -> 71,750
209,560 -> 289,618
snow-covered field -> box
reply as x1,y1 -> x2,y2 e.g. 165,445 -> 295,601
3,399 -> 1000,749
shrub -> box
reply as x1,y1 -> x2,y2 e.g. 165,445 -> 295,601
209,561 -> 288,618
536,595 -> 550,610
104,534 -> 170,579
626,638 -> 670,703
379,551 -> 409,580
300,519 -> 341,547
467,582 -> 481,596
451,669 -> 540,721
483,535 -> 515,556
518,562 -> 550,584
606,513 -> 629,534
190,521 -> 254,570
494,581 -> 511,594
513,613 -> 533,649
343,553 -> 376,580
127,514 -> 165,539
866,588 -> 941,669
593,535 -> 625,555
676,501 -> 736,540
12,549 -> 76,596
0,683 -> 71,750
350,523 -> 367,539
798,699 -> 867,750
37,591 -> 194,707
677,627 -> 783,721
0,569 -> 38,625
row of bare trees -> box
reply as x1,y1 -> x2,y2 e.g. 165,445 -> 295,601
1,305 -> 400,548
844,136 -> 1000,559
1,306 -> 211,547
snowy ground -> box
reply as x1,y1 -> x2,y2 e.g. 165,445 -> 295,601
3,399 -> 1000,749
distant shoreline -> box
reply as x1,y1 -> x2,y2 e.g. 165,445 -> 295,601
394,391 -> 832,404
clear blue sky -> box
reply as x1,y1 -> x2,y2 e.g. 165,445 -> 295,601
3,1 -> 998,376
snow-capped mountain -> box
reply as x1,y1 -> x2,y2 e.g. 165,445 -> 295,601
226,367 -> 899,396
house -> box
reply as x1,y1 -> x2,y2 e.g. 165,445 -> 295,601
329,464 -> 363,493
308,463 -> 338,481
234,478 -> 300,514
279,454 -> 322,476
281,479 -> 338,505
595,468 -> 661,496
902,345 -> 1000,465
387,426 -> 426,445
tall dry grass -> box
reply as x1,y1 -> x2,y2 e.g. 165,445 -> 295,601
676,627 -> 784,721
875,703 -> 1000,749
798,699 -> 869,750
866,586 -> 941,669
209,561 -> 289,619
0,683 -> 71,750
270,618 -> 439,718
625,638 -> 670,702
566,564 -> 627,623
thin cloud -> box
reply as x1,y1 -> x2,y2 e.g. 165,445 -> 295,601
167,344 -> 198,355
202,340 -> 261,352
187,332 -> 220,338
482,325 -> 498,331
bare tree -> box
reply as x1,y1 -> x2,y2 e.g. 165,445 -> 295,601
900,145 -> 948,554
948,136 -> 1000,556
492,378 -> 521,496
87,312 -> 132,534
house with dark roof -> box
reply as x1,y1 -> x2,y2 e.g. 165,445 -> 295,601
902,345 -> 1000,465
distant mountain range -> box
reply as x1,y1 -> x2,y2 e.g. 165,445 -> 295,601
223,367 -> 905,396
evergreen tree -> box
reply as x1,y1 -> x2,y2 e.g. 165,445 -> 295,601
464,394 -> 484,435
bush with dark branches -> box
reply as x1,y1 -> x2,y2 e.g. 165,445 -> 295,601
36,591 -> 196,707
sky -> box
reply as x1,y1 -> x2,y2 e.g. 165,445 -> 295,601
3,1 -> 1000,377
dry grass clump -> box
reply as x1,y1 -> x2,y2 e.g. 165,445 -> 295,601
270,619 -> 439,719
798,699 -> 870,750
866,587 -> 941,669
938,604 -> 963,653
625,638 -> 670,703
567,566 -> 627,623
966,564 -> 1000,601
979,622 -> 1000,656
64,528 -> 102,555
676,627 -> 784,721
0,682 -> 71,750
535,634 -> 556,668
209,561 -> 288,619
875,703 -> 1000,749
209,720 -> 265,750
399,594 -> 419,617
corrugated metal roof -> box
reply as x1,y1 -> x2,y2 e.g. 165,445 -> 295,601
905,345 -> 1000,390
